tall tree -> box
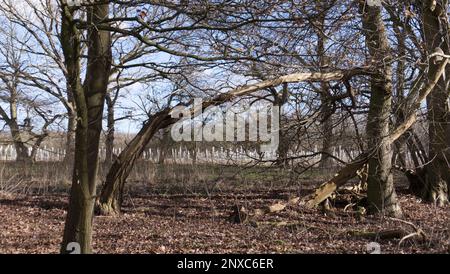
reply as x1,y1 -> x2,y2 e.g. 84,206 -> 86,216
0,0 -> 77,163
60,0 -> 112,254
420,0 -> 450,205
315,1 -> 335,168
359,0 -> 402,217
0,22 -> 61,163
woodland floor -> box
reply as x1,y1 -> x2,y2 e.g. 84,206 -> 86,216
0,163 -> 449,254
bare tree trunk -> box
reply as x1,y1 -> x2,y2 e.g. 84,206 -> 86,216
97,110 -> 173,215
319,93 -> 334,168
64,110 -> 76,164
392,17 -> 408,167
10,123 -> 30,163
421,0 -> 450,205
276,130 -> 289,167
274,85 -> 289,167
315,4 -> 334,169
104,94 -> 115,169
0,118 -> 30,163
61,1 -> 112,254
360,1 -> 402,217
0,80 -> 31,163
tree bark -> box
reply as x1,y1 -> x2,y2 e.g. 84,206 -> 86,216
392,16 -> 408,167
60,1 -> 112,254
315,3 -> 334,169
98,110 -> 173,215
9,121 -> 30,163
104,93 -> 115,169
360,1 -> 402,217
420,0 -> 450,205
64,104 -> 76,164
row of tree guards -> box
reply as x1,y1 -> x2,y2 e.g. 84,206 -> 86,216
0,144 -> 424,168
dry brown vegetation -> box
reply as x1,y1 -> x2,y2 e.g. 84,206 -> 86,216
0,163 -> 448,254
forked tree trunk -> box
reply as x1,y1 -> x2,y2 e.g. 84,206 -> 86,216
10,126 -> 31,163
60,1 -> 112,254
360,1 -> 402,217
0,83 -> 32,163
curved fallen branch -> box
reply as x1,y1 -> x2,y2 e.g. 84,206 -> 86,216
98,68 -> 372,215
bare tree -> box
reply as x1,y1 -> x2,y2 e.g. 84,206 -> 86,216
0,22 -> 61,162
419,0 -> 450,205
0,0 -> 78,163
59,0 -> 112,253
359,0 -> 402,217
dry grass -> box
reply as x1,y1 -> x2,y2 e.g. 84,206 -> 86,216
0,160 -> 335,196
1,161 -> 448,254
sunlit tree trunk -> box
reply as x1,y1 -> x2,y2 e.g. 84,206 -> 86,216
420,0 -> 450,205
64,95 -> 76,164
97,110 -> 173,215
313,2 -> 334,169
60,1 -> 112,254
360,1 -> 402,217
104,93 -> 115,169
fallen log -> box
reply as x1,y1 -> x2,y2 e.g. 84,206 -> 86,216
301,154 -> 369,208
349,218 -> 427,243
348,229 -> 409,240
